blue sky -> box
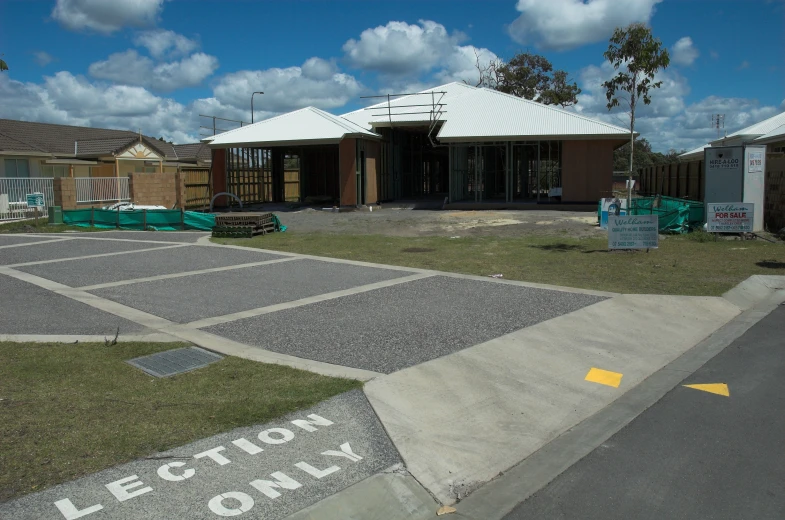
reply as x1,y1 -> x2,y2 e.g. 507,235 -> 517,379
1,0 -> 783,151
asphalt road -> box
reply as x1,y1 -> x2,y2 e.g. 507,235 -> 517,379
504,304 -> 785,520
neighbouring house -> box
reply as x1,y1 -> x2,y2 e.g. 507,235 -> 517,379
0,119 -> 211,179
0,120 -> 212,220
679,111 -> 785,161
204,82 -> 634,208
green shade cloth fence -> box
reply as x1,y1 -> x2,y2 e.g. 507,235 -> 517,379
629,196 -> 705,234
598,196 -> 705,234
63,209 -> 216,231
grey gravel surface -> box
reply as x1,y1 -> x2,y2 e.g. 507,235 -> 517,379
0,274 -> 149,334
205,276 -> 606,373
65,231 -> 210,243
0,238 -> 170,266
253,206 -> 603,238
0,389 -> 402,520
0,235 -> 59,246
504,305 -> 785,520
19,246 -> 284,287
91,259 -> 413,323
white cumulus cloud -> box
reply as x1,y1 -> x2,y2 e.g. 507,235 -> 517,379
52,0 -> 165,34
343,20 -> 465,76
671,37 -> 699,66
134,30 -> 199,59
0,72 -> 201,143
33,51 -> 55,67
88,50 -> 219,92
213,60 -> 364,113
508,0 -> 662,51
569,59 -> 781,152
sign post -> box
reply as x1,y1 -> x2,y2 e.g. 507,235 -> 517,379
706,203 -> 754,234
26,192 -> 44,227
608,215 -> 659,250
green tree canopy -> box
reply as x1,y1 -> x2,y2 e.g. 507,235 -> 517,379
471,51 -> 581,108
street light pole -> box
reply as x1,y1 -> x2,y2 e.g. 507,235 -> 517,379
251,91 -> 264,123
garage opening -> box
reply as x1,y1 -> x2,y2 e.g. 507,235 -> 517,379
377,126 -> 449,202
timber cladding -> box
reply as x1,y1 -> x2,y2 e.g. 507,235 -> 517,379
765,157 -> 785,232
560,140 -> 616,202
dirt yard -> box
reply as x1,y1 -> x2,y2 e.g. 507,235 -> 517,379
273,208 -> 603,238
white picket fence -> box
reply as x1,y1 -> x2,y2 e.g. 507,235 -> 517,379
0,178 -> 55,222
75,177 -> 130,203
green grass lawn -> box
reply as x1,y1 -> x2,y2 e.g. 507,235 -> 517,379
0,342 -> 360,502
213,233 -> 785,296
0,220 -> 98,234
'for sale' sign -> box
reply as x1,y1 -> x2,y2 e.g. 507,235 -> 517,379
706,202 -> 754,233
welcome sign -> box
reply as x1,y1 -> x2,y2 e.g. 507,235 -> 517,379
706,203 -> 754,233
608,215 -> 659,250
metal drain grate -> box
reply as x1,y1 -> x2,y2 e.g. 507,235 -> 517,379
126,347 -> 223,378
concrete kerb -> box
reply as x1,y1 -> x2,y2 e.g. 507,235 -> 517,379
0,333 -> 181,343
196,239 -> 618,298
21,233 -> 200,246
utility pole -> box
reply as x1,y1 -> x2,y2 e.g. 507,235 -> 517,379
251,91 -> 264,123
711,114 -> 725,140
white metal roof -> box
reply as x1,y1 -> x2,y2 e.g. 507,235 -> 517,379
679,143 -> 710,160
436,88 -> 632,142
207,106 -> 380,148
340,82 -> 478,130
753,124 -> 785,145
722,110 -> 785,140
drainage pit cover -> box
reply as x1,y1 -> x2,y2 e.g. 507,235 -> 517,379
126,346 -> 223,377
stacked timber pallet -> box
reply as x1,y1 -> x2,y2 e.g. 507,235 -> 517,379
212,212 -> 276,238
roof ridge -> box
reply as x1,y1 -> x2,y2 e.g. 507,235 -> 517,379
477,88 -> 631,133
309,106 -> 374,135
208,108 -> 310,140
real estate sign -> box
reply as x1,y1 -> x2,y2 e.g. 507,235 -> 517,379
608,215 -> 659,250
26,192 -> 44,208
706,202 -> 754,233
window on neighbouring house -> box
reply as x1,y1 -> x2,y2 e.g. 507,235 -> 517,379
41,164 -> 68,177
3,158 -> 30,178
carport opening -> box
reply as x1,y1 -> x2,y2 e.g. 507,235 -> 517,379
225,145 -> 340,207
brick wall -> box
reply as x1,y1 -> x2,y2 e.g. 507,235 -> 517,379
128,172 -> 181,208
53,177 -> 77,210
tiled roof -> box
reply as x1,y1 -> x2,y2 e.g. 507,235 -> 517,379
0,119 -> 180,159
172,143 -> 212,161
75,137 -> 138,157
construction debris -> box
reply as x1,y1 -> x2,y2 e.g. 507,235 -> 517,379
212,212 -> 278,238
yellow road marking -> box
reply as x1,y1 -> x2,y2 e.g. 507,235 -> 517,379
585,367 -> 623,388
683,383 -> 730,397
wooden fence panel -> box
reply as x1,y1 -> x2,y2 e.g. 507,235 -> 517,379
182,168 -> 211,209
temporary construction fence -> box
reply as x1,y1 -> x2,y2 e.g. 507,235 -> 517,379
0,178 -> 55,221
63,208 -> 215,231
629,195 -> 705,234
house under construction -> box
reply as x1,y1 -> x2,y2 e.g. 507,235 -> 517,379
205,82 -> 633,208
